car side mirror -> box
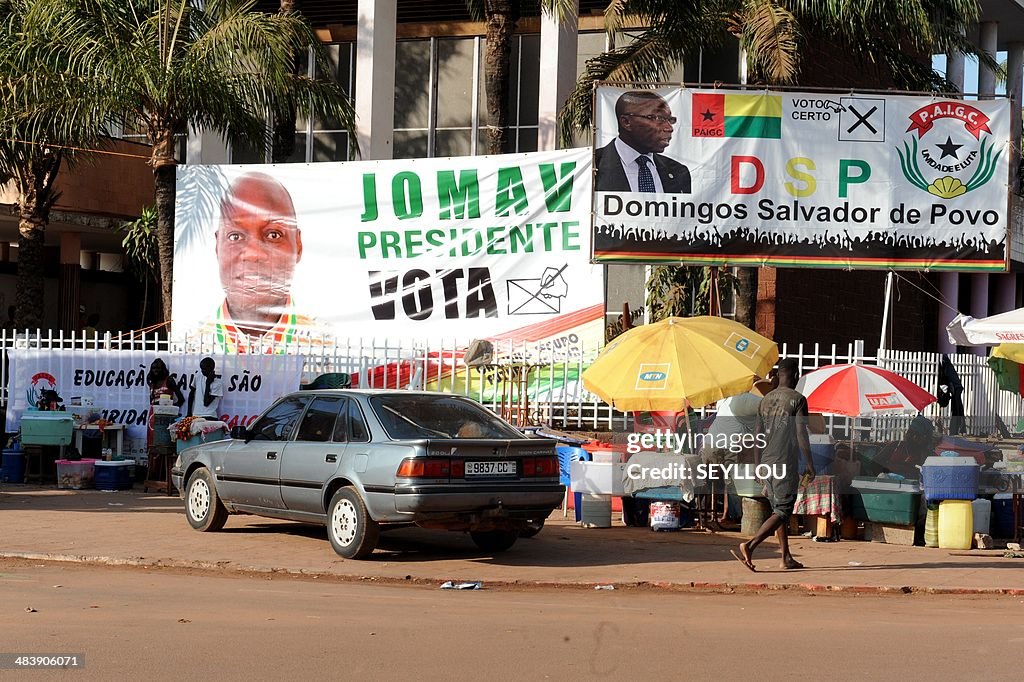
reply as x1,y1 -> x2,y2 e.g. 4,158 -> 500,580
230,425 -> 249,441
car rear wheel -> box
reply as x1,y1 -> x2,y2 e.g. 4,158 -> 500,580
327,487 -> 380,559
519,519 -> 545,538
470,529 -> 518,552
184,468 -> 228,532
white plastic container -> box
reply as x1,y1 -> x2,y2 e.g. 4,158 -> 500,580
971,498 -> 991,536
579,494 -> 612,528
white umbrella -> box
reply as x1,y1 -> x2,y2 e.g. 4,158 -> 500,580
796,363 -> 937,417
946,308 -> 1024,346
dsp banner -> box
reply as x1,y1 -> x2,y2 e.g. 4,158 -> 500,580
5,351 -> 304,462
593,86 -> 1011,271
173,148 -> 604,353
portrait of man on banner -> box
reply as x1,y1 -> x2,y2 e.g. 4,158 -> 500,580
193,172 -> 334,353
595,90 -> 691,194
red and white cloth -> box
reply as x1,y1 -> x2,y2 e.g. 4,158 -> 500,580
794,474 -> 842,523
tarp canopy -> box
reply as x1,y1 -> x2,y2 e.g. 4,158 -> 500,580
946,308 -> 1024,346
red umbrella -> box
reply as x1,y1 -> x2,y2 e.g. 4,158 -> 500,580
796,363 -> 936,417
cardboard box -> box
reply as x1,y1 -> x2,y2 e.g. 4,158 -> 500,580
864,521 -> 916,546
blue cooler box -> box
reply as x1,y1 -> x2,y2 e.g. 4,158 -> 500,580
21,412 -> 74,446
921,455 -> 979,502
94,460 -> 134,491
176,428 -> 228,453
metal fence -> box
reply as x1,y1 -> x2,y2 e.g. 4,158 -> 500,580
2,329 -> 1020,437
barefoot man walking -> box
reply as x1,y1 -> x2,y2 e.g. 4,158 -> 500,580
733,358 -> 815,571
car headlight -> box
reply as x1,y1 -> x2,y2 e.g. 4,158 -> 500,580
174,455 -> 181,470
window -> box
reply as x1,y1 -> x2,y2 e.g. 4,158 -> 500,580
296,397 -> 344,443
348,400 -> 370,443
368,395 -> 522,440
229,43 -> 355,164
250,396 -> 310,441
394,34 -> 541,159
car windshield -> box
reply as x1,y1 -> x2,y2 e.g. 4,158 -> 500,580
368,394 -> 523,440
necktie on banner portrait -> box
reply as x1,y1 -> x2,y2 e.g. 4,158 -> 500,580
636,156 -> 656,192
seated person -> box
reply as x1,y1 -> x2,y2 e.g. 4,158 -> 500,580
876,415 -> 935,479
456,421 -> 487,438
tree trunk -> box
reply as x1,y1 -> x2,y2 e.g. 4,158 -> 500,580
734,267 -> 757,330
16,218 -> 47,331
150,119 -> 179,329
483,0 -> 519,155
153,164 -> 177,329
14,149 -> 62,330
273,0 -> 300,163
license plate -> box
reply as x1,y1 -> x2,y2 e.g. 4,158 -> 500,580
465,461 -> 516,477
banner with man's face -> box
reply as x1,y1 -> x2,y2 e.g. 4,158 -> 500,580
173,148 -> 603,357
593,85 -> 1011,271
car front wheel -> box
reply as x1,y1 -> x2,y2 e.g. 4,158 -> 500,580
327,487 -> 380,559
184,468 -> 228,532
470,530 -> 518,552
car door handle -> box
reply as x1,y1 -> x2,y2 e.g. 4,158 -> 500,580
326,454 -> 337,463
266,452 -> 277,460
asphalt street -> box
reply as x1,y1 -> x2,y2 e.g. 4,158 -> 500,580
1,560 -> 1021,680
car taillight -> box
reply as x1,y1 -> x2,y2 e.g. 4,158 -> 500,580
521,455 -> 558,477
450,458 -> 465,479
396,458 -> 451,479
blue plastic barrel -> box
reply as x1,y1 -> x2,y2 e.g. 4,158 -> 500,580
2,449 -> 26,484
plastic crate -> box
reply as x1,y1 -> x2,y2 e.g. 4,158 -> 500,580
850,477 -> 921,525
21,413 -> 74,446
56,459 -> 95,489
921,456 -> 979,502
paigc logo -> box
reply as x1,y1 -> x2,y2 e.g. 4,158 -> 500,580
897,101 -> 1001,199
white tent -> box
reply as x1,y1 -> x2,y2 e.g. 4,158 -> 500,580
946,308 -> 1024,346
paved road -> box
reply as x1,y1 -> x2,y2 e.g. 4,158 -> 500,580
1,560 -> 1021,680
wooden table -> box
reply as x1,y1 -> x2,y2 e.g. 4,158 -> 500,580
74,424 -> 124,459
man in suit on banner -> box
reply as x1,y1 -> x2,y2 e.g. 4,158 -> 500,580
595,90 -> 691,193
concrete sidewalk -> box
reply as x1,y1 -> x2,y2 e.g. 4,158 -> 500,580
2,486 -> 1023,594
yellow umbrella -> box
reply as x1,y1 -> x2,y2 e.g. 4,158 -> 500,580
582,316 -> 779,411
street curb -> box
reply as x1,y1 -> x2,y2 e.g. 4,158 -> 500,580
5,551 -> 1024,597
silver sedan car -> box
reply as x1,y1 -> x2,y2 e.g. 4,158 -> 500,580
171,390 -> 563,559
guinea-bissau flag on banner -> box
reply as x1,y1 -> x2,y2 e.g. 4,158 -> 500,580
692,92 -> 783,139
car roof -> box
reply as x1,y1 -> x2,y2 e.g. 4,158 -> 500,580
293,389 -> 466,398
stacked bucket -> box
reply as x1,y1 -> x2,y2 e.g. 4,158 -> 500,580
921,454 -> 980,550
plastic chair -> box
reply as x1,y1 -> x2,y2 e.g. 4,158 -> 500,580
556,445 -> 589,519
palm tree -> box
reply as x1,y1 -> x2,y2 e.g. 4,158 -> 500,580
17,0 -> 356,328
120,206 -> 160,328
0,0 -> 111,329
547,0 -> 993,328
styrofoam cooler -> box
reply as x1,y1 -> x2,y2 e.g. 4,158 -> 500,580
921,456 -> 979,502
